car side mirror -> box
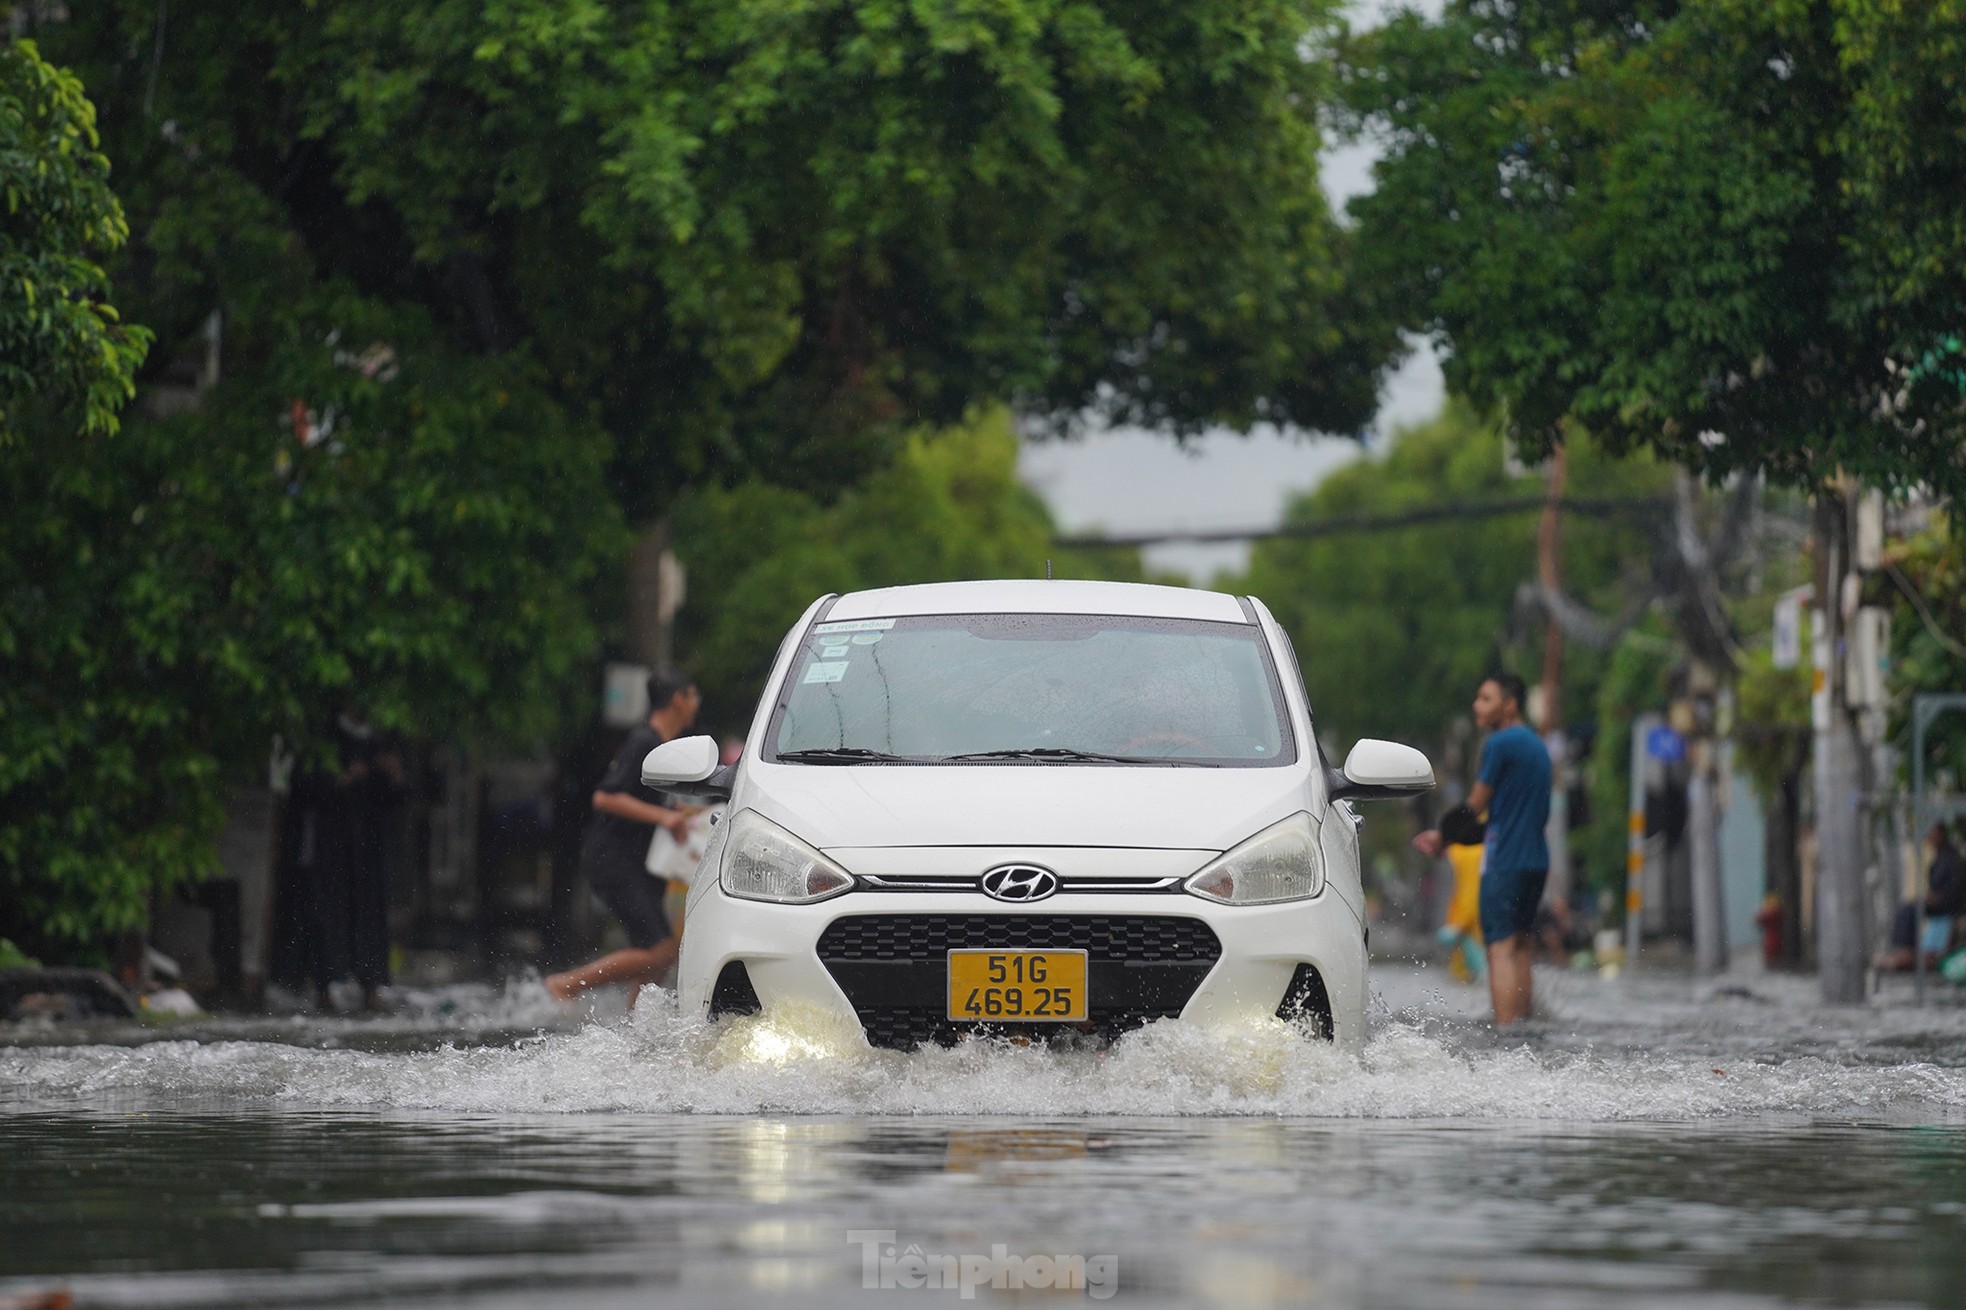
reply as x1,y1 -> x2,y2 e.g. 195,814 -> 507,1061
642,735 -> 737,800
1328,739 -> 1434,802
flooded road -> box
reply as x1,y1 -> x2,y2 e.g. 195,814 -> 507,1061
4,965 -> 1965,1307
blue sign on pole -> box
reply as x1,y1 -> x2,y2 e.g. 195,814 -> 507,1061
1645,725 -> 1685,763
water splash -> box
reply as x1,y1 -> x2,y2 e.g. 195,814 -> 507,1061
6,972 -> 1965,1121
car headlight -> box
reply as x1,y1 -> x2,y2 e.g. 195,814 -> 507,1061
1183,812 -> 1325,905
719,810 -> 853,904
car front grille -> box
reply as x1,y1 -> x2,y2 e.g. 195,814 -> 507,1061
815,914 -> 1221,1050
853,874 -> 1183,894
816,914 -> 1221,962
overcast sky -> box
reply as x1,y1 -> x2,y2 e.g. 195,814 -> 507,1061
1017,0 -> 1446,582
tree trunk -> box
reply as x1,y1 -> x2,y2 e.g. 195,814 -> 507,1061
1813,490 -> 1868,1004
1816,711 -> 1868,1001
626,520 -> 674,668
1690,764 -> 1729,974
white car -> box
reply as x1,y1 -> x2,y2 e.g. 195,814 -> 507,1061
645,580 -> 1432,1051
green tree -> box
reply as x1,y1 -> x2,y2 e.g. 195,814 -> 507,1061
2,35 -> 153,951
51,1 -> 1391,517
1234,403 -> 1676,909
1887,525 -> 1966,787
8,2 -> 1401,954
1578,618 -> 1677,910
1237,401 -> 1665,758
1734,650 -> 1815,804
0,38 -> 149,432
1337,0 -> 1966,497
2,292 -> 624,952
1337,4 -> 1966,983
1835,0 -> 1966,424
672,409 -> 1142,721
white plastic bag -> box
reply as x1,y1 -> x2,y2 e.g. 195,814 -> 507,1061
646,806 -> 721,884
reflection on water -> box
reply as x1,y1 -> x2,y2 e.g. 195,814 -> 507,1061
0,966 -> 1963,1307
2,1112 -> 1964,1307
942,1126 -> 1091,1174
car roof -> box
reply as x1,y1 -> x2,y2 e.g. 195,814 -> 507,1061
823,579 -> 1251,624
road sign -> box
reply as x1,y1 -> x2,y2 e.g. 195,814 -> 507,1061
1645,725 -> 1685,763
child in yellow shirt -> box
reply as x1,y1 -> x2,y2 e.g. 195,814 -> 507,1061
1439,841 -> 1487,983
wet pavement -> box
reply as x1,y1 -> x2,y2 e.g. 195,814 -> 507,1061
3,963 -> 1964,1308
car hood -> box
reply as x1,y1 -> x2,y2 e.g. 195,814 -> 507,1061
734,762 -> 1320,853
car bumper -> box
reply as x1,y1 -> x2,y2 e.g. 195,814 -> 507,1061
678,883 -> 1368,1051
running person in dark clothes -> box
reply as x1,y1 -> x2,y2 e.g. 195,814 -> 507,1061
546,668 -> 702,1008
1412,674 -> 1552,1025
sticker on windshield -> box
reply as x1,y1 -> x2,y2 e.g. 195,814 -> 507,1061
818,640 -> 850,657
850,631 -> 884,646
802,661 -> 850,684
814,618 -> 896,634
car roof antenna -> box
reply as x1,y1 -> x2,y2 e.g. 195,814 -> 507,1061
1045,558 -> 1053,580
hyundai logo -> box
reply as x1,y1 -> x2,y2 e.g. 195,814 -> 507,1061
979,864 -> 1059,902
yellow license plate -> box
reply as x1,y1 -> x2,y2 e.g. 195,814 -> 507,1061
946,950 -> 1088,1022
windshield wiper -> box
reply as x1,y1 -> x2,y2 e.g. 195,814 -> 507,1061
775,747 -> 908,764
943,747 -> 1208,766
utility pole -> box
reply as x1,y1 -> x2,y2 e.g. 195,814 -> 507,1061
1687,671 -> 1729,976
1537,448 -> 1573,932
1813,484 -> 1869,1004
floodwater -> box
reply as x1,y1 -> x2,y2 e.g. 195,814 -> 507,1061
4,965 -> 1965,1308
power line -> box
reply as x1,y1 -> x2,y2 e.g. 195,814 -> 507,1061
1885,561 -> 1966,659
1053,495 -> 1669,548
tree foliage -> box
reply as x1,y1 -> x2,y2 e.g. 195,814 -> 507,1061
1887,524 -> 1966,787
1568,617 -> 1681,905
6,2 -> 624,957
1,35 -> 149,949
1339,0 -> 1966,497
1236,401 -> 1666,757
1,292 -> 623,951
1732,645 -> 1812,800
4,3 -> 1402,954
15,2 -> 1407,959
672,409 -> 1142,722
1835,0 -> 1966,423
50,1 -> 1390,518
0,38 -> 150,433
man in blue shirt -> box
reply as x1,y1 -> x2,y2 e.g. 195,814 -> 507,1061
1413,673 -> 1552,1025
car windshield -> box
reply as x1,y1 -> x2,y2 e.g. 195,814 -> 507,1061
769,613 -> 1293,765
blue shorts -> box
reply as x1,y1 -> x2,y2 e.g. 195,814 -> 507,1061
1924,915 -> 1955,957
1480,866 -> 1548,945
